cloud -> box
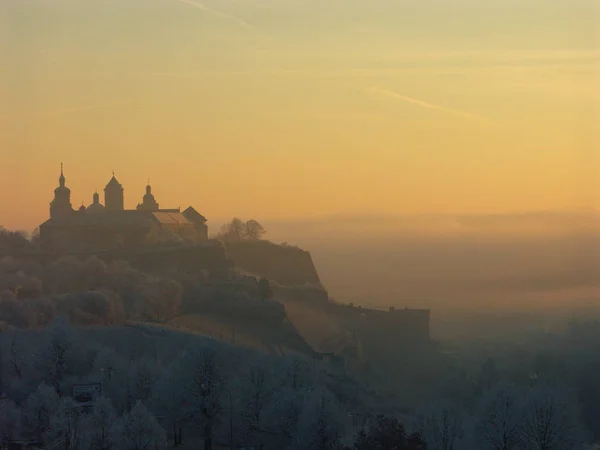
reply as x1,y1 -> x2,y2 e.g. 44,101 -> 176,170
366,86 -> 493,123
174,0 -> 256,31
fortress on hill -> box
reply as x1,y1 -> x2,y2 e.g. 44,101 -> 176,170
35,165 -> 431,350
39,165 -> 208,252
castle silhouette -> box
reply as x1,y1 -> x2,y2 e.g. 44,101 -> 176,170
39,164 -> 208,251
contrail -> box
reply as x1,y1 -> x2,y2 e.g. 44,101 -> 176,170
367,86 -> 492,123
175,0 -> 255,31
0,100 -> 139,123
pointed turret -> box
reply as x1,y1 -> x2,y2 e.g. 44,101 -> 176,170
50,163 -> 73,218
104,172 -> 124,211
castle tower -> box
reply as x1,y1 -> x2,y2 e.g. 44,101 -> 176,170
49,163 -> 73,218
104,172 -> 124,211
136,180 -> 159,211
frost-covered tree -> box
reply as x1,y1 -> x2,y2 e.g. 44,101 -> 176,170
35,317 -> 83,394
128,356 -> 162,406
237,363 -> 276,447
21,383 -> 59,444
0,398 -> 21,445
45,396 -> 84,450
182,346 -> 224,450
412,399 -> 465,450
43,256 -> 85,294
519,385 -> 585,450
114,401 -> 167,450
296,388 -> 345,450
474,382 -> 523,450
279,355 -> 315,392
81,396 -> 117,450
89,347 -> 129,413
263,387 -> 305,450
151,354 -> 188,446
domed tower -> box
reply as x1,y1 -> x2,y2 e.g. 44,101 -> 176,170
136,180 -> 159,211
104,172 -> 124,211
87,190 -> 105,213
49,163 -> 73,218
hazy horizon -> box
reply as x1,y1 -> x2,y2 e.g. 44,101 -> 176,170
2,0 -> 599,326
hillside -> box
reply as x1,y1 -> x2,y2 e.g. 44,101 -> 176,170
165,312 -> 315,357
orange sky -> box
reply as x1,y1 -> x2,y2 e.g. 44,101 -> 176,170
1,0 -> 599,232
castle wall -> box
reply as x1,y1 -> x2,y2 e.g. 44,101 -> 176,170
224,241 -> 321,286
335,304 -> 431,349
272,284 -> 330,303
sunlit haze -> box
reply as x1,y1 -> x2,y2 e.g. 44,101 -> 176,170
1,0 -> 599,232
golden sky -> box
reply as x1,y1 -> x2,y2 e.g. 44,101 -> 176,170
1,0 -> 599,232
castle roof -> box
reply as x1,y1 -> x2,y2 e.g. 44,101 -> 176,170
40,210 -> 151,229
40,210 -> 193,229
105,176 -> 123,190
182,206 -> 207,223
151,211 -> 192,225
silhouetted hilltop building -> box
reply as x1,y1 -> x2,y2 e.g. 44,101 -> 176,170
137,181 -> 159,211
40,165 -> 208,251
49,163 -> 73,219
104,173 -> 124,211
87,191 -> 105,213
182,206 -> 208,239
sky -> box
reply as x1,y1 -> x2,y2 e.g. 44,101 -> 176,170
1,0 -> 599,233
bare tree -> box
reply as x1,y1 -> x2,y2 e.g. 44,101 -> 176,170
519,386 -> 584,450
218,218 -> 245,242
412,399 -> 465,450
36,317 -> 78,395
238,364 -> 275,447
244,220 -> 266,241
9,332 -> 24,380
183,346 -> 225,450
263,387 -> 304,450
474,382 -> 523,450
296,388 -> 344,450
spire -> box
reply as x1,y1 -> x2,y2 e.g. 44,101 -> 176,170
59,163 -> 65,187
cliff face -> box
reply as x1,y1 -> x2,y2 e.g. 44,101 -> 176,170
224,241 -> 321,286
